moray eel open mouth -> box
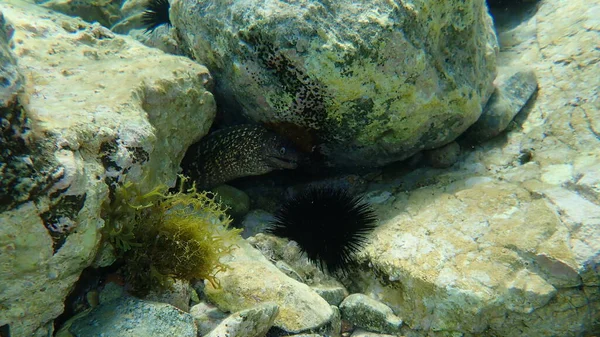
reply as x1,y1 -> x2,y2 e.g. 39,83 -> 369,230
267,155 -> 298,170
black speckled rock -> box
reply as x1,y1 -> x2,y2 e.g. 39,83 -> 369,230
172,0 -> 498,168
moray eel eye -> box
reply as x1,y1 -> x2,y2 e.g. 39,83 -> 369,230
279,147 -> 286,156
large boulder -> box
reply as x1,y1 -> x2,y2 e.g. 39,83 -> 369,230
0,1 -> 215,336
352,0 -> 600,335
172,0 -> 498,167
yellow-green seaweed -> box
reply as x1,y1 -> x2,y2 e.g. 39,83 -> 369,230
102,177 -> 241,294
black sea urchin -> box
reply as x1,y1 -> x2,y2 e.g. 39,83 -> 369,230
142,0 -> 172,33
267,186 -> 377,274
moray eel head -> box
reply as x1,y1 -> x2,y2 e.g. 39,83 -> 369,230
262,134 -> 300,170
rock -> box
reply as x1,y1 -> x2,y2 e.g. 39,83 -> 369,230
356,180 -> 598,336
350,329 -> 397,337
98,282 -> 124,305
190,302 -> 229,336
423,141 -> 461,168
204,237 -> 336,333
486,0 -> 538,10
285,175 -> 368,201
347,1 -> 600,333
213,184 -> 251,220
0,11 -> 21,107
205,302 -> 279,337
145,279 -> 193,312
464,70 -> 538,142
312,286 -> 348,307
129,27 -> 184,56
67,296 -> 197,337
275,260 -> 304,283
0,1 -> 215,336
172,0 -> 498,168
248,233 -> 348,289
362,190 -> 395,205
339,294 -> 402,334
40,0 -> 123,28
241,209 -> 274,238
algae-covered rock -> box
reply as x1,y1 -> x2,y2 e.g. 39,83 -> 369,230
38,0 -> 123,28
339,294 -> 403,334
172,0 -> 498,167
0,1 -> 215,335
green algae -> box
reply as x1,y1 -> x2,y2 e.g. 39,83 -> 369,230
102,177 -> 241,294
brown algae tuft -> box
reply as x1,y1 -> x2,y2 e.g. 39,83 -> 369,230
102,177 -> 241,294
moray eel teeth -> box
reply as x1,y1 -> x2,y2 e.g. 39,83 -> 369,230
181,124 -> 301,189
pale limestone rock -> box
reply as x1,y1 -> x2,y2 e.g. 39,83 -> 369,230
204,303 -> 279,337
358,181 -> 595,336
190,302 -> 229,335
204,238 -> 336,333
351,329 -> 398,337
0,1 -> 215,336
248,233 -> 350,289
353,0 -> 600,334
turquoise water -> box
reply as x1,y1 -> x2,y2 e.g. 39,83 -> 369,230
0,0 -> 598,336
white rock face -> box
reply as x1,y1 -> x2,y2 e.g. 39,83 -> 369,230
0,1 -> 215,336
354,0 -> 600,336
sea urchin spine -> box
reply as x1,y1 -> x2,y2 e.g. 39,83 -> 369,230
267,186 -> 377,274
142,0 -> 172,33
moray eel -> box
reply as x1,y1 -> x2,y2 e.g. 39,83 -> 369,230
181,124 -> 301,189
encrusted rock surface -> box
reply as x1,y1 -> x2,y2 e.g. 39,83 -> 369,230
0,1 -> 215,336
0,11 -> 20,106
39,0 -> 123,28
204,238 -> 336,334
339,293 -> 403,334
190,302 -> 229,335
464,70 -> 538,142
66,296 -> 197,337
172,0 -> 498,168
352,0 -> 600,335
